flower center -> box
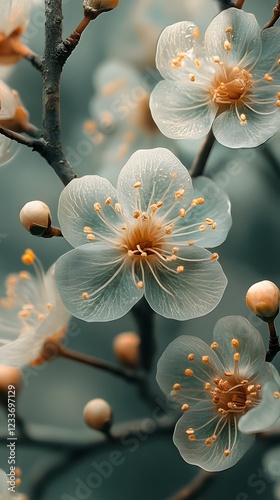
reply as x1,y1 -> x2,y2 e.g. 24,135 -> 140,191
211,66 -> 252,105
120,212 -> 166,260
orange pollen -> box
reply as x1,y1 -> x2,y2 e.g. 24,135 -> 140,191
120,213 -> 167,260
211,67 -> 252,105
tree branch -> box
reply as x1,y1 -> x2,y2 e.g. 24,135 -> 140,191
189,129 -> 215,178
266,320 -> 280,362
168,471 -> 215,500
264,1 -> 280,29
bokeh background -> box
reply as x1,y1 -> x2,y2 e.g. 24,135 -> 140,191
0,0 -> 280,498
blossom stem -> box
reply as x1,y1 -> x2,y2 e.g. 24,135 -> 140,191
132,298 -> 156,372
168,471 -> 215,500
189,129 -> 216,178
263,1 -> 280,29
266,320 -> 280,362
24,52 -> 43,72
235,0 -> 246,9
46,339 -> 140,383
56,15 -> 93,67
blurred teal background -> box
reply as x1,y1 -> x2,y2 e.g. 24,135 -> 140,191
0,0 -> 280,498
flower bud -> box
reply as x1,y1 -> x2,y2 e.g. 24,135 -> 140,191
113,332 -> 140,368
83,0 -> 119,17
20,201 -> 51,236
0,365 -> 22,393
83,398 -> 112,430
246,280 -> 280,319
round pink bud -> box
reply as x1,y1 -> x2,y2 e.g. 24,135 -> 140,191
19,201 -> 51,236
113,332 -> 140,368
246,280 -> 280,318
83,398 -> 112,430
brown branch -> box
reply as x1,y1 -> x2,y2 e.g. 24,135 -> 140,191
189,129 -> 216,178
264,1 -> 280,29
24,52 -> 43,72
168,471 -> 215,500
57,15 -> 92,67
0,127 -> 39,148
235,0 -> 245,9
266,320 -> 280,362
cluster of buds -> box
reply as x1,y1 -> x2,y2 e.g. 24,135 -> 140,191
246,280 -> 280,321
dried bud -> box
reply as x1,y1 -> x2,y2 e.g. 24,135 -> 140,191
20,201 -> 51,236
246,280 -> 280,319
0,365 -> 22,393
113,332 -> 140,368
83,398 -> 112,430
83,0 -> 119,17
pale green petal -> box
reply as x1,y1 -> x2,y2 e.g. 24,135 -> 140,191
58,176 -> 121,248
144,246 -> 227,320
150,80 -> 217,139
55,245 -> 143,322
156,335 -> 224,406
254,27 -> 280,84
117,148 -> 194,218
204,8 -> 261,70
173,176 -> 232,248
213,316 -> 266,378
174,402 -> 254,471
155,21 -> 213,84
212,103 -> 280,148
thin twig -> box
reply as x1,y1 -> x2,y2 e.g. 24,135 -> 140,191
57,15 -> 92,67
189,129 -> 215,178
266,319 -> 280,362
132,299 -> 155,372
264,1 -> 280,29
167,471 -> 215,500
24,52 -> 43,72
235,0 -> 245,9
0,127 -> 39,148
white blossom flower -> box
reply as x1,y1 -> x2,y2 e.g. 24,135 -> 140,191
55,148 -> 231,322
0,249 -> 71,368
157,316 -> 280,471
0,80 -> 19,164
150,8 -> 280,148
0,467 -> 27,499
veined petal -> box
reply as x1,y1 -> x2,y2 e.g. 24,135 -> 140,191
0,136 -> 16,165
55,245 -> 143,322
4,0 -> 33,34
155,21 -> 213,83
117,148 -> 194,218
254,27 -> 280,84
213,316 -> 266,378
238,377 -> 280,434
144,246 -> 227,320
150,80 -> 217,139
156,335 -> 224,406
204,8 -> 262,71
0,1 -> 12,34
0,81 -> 16,119
174,401 -> 254,471
212,103 -> 280,148
173,176 -> 232,248
58,176 -> 121,248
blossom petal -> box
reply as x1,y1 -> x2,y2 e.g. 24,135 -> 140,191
0,81 -> 16,119
254,27 -> 280,84
212,316 -> 266,378
155,21 -> 213,83
174,401 -> 254,471
116,148 -> 194,218
173,176 -> 232,248
55,245 -> 143,322
58,176 -> 121,248
204,8 -> 262,71
212,103 -> 280,148
156,335 -> 224,406
150,80 -> 217,139
144,246 -> 227,320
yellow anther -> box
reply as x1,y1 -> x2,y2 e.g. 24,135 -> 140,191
205,382 -> 211,390
188,434 -> 196,441
225,26 -> 233,33
202,355 -> 210,364
38,313 -> 45,321
189,73 -> 196,82
171,53 -> 186,69
175,188 -> 185,199
181,404 -> 189,411
157,201 -> 163,208
133,210 -> 141,219
187,240 -> 195,246
19,271 -> 30,280
195,59 -> 201,68
265,73 -> 273,82
224,449 -> 231,457
172,247 -> 179,254
133,181 -> 142,188
205,438 -> 213,447
276,100 -> 280,108
186,427 -> 195,435
247,384 -> 255,393
255,384 -> 262,391
46,302 -> 53,310
191,197 -> 205,205
173,383 -> 181,391
18,311 -> 29,319
231,338 -> 240,348
188,353 -> 195,361
84,226 -> 93,233
224,40 -> 231,51
218,408 -> 227,415
150,204 -> 158,213
105,197 -> 112,205
211,253 -> 219,261
94,202 -> 102,212
180,208 -> 187,217
213,56 -> 220,63
274,391 -> 280,399
234,352 -> 240,362
240,114 -> 247,123
192,27 -> 200,38
199,225 -> 206,232
82,292 -> 89,299
278,59 -> 280,64
205,218 -> 214,225
87,234 -> 95,241
212,222 -> 217,230
176,266 -> 184,273
165,225 -> 173,234
114,203 -> 122,212
21,249 -> 36,265
185,368 -> 193,376
137,281 -> 144,289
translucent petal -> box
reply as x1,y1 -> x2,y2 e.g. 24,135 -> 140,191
58,176 -> 121,248
212,103 -> 280,148
44,265 -> 72,331
238,378 -> 280,434
212,316 -> 266,378
0,136 -> 17,165
150,80 -> 217,139
0,468 -> 8,500
144,246 -> 227,320
0,1 -> 12,34
116,148 -> 194,219
155,21 -> 213,84
254,27 -> 280,84
174,401 -> 254,471
0,81 -> 16,118
5,0 -> 33,34
55,245 -> 143,322
0,329 -> 45,368
156,335 -> 224,406
204,8 -> 262,71
173,176 -> 232,248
